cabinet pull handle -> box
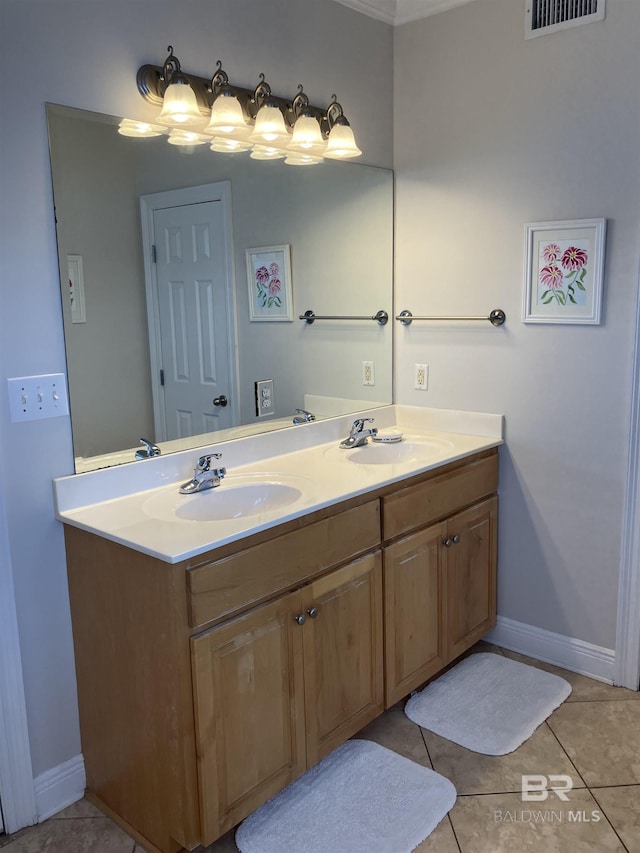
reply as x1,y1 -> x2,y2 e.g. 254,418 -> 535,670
294,614 -> 306,625
307,607 -> 319,619
452,534 -> 460,544
443,538 -> 453,548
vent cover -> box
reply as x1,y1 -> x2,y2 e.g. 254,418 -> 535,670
525,0 -> 606,39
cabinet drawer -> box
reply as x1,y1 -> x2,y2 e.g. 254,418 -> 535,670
382,451 -> 498,541
188,500 -> 380,628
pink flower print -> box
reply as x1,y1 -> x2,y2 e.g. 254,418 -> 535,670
540,264 -> 563,290
561,247 -> 588,271
542,243 -> 561,263
255,266 -> 270,285
268,278 -> 281,296
269,262 -> 280,277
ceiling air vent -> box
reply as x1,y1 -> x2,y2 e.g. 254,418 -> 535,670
525,0 -> 606,39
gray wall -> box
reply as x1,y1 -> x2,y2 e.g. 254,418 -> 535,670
0,0 -> 392,780
394,0 -> 640,650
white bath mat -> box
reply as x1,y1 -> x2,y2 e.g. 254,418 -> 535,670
405,653 -> 572,755
235,739 -> 456,853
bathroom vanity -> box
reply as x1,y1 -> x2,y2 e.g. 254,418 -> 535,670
55,406 -> 501,853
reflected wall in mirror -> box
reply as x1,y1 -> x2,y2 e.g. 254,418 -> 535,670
47,105 -> 393,472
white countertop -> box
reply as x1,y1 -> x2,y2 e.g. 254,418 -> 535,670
54,405 -> 503,564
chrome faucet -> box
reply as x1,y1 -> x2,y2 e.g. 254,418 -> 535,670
293,408 -> 316,424
340,418 -> 378,449
135,437 -> 161,460
179,453 -> 226,494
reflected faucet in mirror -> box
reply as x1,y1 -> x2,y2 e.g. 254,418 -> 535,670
134,437 -> 161,460
293,408 -> 315,424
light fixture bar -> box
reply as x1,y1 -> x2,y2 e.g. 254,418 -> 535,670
136,62 -> 333,135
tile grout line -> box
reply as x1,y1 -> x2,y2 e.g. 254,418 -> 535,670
589,788 -> 631,853
544,719 -> 589,789
417,712 -> 463,852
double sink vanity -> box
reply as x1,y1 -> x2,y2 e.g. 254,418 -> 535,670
54,404 -> 503,853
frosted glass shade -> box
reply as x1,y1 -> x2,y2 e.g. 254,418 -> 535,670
288,114 -> 325,154
284,152 -> 323,166
249,105 -> 290,144
167,129 -> 208,146
324,123 -> 362,159
205,94 -> 247,135
157,82 -> 203,126
250,145 -> 286,160
210,137 -> 253,153
117,119 -> 165,138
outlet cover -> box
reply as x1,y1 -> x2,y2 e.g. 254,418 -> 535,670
414,363 -> 429,391
8,373 -> 70,422
362,361 -> 375,386
255,379 -> 275,418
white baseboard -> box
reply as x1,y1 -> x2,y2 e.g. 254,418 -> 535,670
486,616 -> 616,685
34,754 -> 86,822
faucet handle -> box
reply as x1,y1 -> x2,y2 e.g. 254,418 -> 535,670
135,437 -> 161,460
351,417 -> 374,434
195,453 -> 222,473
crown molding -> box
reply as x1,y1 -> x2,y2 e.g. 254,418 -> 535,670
332,0 -> 478,25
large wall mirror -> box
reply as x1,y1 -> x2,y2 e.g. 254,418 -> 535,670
47,104 -> 393,473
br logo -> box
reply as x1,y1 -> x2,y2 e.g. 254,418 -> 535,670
521,774 -> 573,801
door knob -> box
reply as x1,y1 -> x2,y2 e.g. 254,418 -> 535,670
213,395 -> 228,407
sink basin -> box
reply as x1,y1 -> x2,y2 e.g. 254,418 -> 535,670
142,475 -> 308,523
336,436 -> 454,466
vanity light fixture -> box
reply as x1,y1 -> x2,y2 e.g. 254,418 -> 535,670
155,47 -> 205,127
324,96 -> 362,159
287,86 -> 326,155
134,47 -> 362,164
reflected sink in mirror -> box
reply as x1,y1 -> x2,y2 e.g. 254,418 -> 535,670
329,436 -> 455,466
142,474 -> 313,523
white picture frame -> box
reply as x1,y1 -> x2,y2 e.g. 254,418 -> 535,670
246,244 -> 293,322
523,218 -> 606,325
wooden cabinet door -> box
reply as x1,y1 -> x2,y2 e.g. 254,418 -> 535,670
302,552 -> 384,765
384,522 -> 448,708
446,496 -> 498,661
191,589 -> 307,845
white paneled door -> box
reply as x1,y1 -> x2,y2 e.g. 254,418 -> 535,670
141,183 -> 239,443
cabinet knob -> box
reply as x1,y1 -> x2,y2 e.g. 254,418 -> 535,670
294,614 -> 306,625
452,534 -> 460,544
443,538 -> 453,548
307,607 -> 319,619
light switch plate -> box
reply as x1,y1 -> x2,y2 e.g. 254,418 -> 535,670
7,373 -> 70,422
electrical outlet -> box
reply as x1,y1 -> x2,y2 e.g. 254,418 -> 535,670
7,373 -> 70,422
362,361 -> 375,386
255,379 -> 275,418
414,363 -> 429,391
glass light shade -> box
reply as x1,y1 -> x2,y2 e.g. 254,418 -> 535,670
167,129 -> 208,146
205,94 -> 247,136
287,114 -> 325,154
324,123 -> 362,159
284,152 -> 323,166
250,145 -> 286,161
210,137 -> 253,153
157,81 -> 204,127
117,118 -> 165,138
249,105 -> 290,144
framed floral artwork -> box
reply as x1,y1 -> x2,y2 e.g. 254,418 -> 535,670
523,218 -> 606,324
246,244 -> 293,322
